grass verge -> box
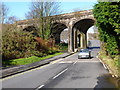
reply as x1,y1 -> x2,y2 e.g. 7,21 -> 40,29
8,52 -> 64,66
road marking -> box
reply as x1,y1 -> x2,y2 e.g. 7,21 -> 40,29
50,58 -> 63,64
77,61 -> 100,63
73,61 -> 77,65
58,60 -> 100,63
102,63 -> 107,69
38,85 -> 44,89
96,56 -> 107,70
59,61 -> 73,63
2,58 -> 65,81
53,68 -> 68,79
58,61 -> 65,63
2,64 -> 50,81
2,58 -> 64,81
35,85 -> 44,90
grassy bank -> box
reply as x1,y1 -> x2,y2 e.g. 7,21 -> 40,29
3,52 -> 64,66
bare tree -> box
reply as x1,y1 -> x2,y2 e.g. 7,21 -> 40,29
6,16 -> 19,24
0,2 -> 9,24
26,1 -> 61,19
25,1 -> 61,39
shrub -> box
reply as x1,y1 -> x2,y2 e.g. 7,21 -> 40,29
2,27 -> 37,60
2,24 -> 60,66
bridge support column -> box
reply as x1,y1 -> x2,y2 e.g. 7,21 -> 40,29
81,33 -> 87,49
80,33 -> 84,48
78,34 -> 81,48
85,34 -> 87,48
68,24 -> 74,53
74,29 -> 78,52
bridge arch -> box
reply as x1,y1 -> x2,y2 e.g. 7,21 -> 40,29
71,18 -> 95,52
51,22 -> 68,44
73,18 -> 95,33
23,25 -> 38,36
16,10 -> 96,52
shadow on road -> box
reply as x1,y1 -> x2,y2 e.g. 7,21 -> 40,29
94,74 -> 118,90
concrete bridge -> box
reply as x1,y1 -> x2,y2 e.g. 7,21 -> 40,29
17,9 -> 95,52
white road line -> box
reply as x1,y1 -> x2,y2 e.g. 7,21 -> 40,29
97,57 -> 108,70
59,61 -> 73,63
102,63 -> 107,69
73,61 -> 77,65
77,61 -> 100,63
58,61 -> 65,63
37,85 -> 44,89
53,68 -> 68,79
59,61 -> 100,63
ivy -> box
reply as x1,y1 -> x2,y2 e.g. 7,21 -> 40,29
93,2 -> 120,57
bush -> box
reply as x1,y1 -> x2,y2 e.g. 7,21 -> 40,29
2,24 -> 60,66
2,27 -> 37,60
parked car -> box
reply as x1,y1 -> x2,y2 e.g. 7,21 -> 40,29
78,49 -> 91,59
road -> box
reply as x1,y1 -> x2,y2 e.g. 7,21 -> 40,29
2,49 -> 115,90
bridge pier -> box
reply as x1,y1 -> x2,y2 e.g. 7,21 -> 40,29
80,33 -> 87,49
73,28 -> 78,52
78,34 -> 81,48
68,28 -> 88,52
68,25 -> 74,53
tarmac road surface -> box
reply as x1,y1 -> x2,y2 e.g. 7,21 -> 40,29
2,48 -> 116,90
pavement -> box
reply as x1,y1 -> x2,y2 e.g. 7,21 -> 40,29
2,48 -> 117,89
1,52 -> 73,78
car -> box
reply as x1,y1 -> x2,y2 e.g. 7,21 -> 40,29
78,49 -> 91,59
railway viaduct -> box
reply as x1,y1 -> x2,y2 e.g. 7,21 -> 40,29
16,9 -> 95,52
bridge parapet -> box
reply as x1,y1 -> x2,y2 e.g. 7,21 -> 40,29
16,9 -> 93,27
